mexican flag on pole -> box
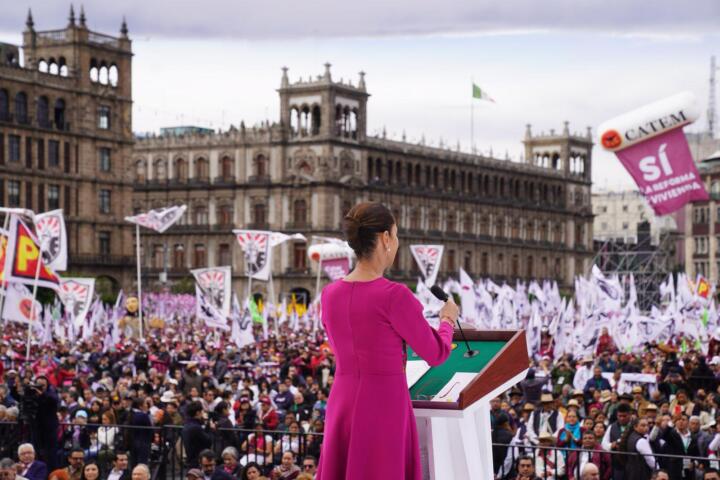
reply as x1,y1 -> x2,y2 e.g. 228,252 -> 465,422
472,83 -> 495,103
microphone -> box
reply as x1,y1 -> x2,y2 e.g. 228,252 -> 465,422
430,286 -> 478,358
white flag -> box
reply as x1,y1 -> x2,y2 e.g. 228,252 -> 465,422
2,283 -> 41,324
270,232 -> 307,247
233,230 -> 272,281
34,209 -> 68,271
196,285 -> 229,331
409,245 -> 444,287
230,294 -> 254,348
58,278 -> 95,325
191,266 -> 232,318
125,205 -> 187,233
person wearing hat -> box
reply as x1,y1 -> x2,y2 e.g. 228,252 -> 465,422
259,397 -> 279,431
535,432 -> 565,479
643,403 -> 658,425
631,385 -> 651,417
528,393 -> 564,445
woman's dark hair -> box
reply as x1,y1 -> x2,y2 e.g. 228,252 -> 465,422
343,202 -> 395,260
241,462 -> 262,480
80,462 -> 100,480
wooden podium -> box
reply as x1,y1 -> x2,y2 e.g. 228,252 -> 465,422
409,329 -> 529,480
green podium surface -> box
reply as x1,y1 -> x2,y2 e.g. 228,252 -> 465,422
409,330 -> 528,411
408,341 -> 505,400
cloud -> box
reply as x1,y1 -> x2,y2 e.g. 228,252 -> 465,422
2,0 -> 719,41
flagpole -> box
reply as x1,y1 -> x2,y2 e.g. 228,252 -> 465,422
315,254 -> 322,300
269,273 -> 278,337
470,77 -> 474,153
135,223 -> 144,341
26,243 -> 44,362
0,213 -> 13,326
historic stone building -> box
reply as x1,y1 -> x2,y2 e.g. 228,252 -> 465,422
0,9 -> 134,292
133,65 -> 594,300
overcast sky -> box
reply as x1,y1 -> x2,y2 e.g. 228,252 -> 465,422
2,1 -> 719,190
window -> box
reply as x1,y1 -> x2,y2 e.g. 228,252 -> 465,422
99,232 -> 111,256
173,244 -> 185,269
464,251 -> 472,273
0,89 -> 8,121
218,205 -> 233,226
221,156 -> 234,179
447,249 -> 456,272
622,222 -> 629,230
293,199 -> 307,226
8,181 -> 19,207
218,243 -> 231,266
152,244 -> 164,269
255,154 -> 267,177
54,99 -> 66,129
48,140 -> 59,167
37,184 -> 44,211
193,244 -> 206,268
15,92 -> 27,124
25,137 -> 32,168
445,211 -> 456,232
64,185 -> 71,214
527,256 -> 534,278
600,222 -> 608,230
194,207 -> 208,225
98,106 -> 111,129
480,252 -> 489,273
99,189 -> 111,214
48,185 -> 60,210
37,139 -> 45,169
99,147 -> 111,172
195,157 -> 209,180
8,135 -> 20,162
293,242 -> 307,270
253,203 -> 266,226
25,182 -> 32,209
622,205 -> 628,212
37,96 -> 50,128
64,142 -> 71,173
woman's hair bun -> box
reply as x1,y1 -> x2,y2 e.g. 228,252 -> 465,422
342,202 -> 395,260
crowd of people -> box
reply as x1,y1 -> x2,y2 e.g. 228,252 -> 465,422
491,329 -> 720,480
4,298 -> 720,480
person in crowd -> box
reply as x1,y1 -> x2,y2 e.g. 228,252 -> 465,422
492,413 -> 514,476
300,457 -> 316,479
16,444 -> 47,480
510,455 -> 541,480
580,463 -> 600,480
182,402 -> 214,468
64,449 -> 85,480
220,447 -> 242,478
240,462 -> 265,480
80,462 -> 100,480
130,465 -> 149,480
601,402 -> 631,480
567,431 -> 611,480
269,452 -> 300,480
704,469 -> 720,480
573,358 -> 594,392
618,418 -> 655,480
535,432 -> 565,480
0,458 -> 27,480
198,449 -> 233,480
106,451 -> 130,480
528,393 -> 564,445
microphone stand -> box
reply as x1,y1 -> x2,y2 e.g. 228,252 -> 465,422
429,285 -> 478,358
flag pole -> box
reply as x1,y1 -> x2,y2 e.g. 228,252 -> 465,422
470,77 -> 475,153
135,223 -> 144,341
269,273 -> 278,337
0,213 -> 13,326
315,253 -> 322,300
26,243 -> 44,362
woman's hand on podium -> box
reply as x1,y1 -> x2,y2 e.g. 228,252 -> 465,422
439,298 -> 459,328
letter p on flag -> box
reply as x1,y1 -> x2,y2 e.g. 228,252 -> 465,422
3,215 -> 60,291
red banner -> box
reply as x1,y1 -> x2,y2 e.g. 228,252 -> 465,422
4,215 -> 60,291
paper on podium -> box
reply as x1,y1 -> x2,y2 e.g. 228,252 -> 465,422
406,360 -> 431,388
432,372 -> 476,402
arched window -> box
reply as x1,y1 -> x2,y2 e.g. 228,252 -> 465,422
54,98 -> 66,130
193,244 -> 206,268
174,158 -> 187,182
375,158 -> 382,181
58,57 -> 68,77
367,157 -> 374,182
38,59 -> 49,73
447,212 -> 456,233
153,159 -> 167,181
0,89 -> 8,121
48,58 -> 59,75
527,256 -> 534,278
221,156 -> 234,180
89,59 -> 99,82
195,157 -> 209,181
99,64 -> 109,85
36,96 -> 50,128
15,92 -> 28,124
173,244 -> 185,270
109,64 -> 119,87
255,154 -> 267,177
429,211 -> 439,231
463,213 -> 473,234
410,209 -> 421,230
311,105 -> 321,135
293,199 -> 307,226
135,160 -> 146,182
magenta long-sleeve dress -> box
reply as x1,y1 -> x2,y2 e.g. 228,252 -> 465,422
316,277 -> 454,480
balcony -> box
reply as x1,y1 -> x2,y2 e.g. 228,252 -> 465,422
248,175 -> 271,184
71,254 -> 134,267
214,175 -> 236,186
245,222 -> 270,230
285,222 -> 310,230
168,223 -> 211,233
188,177 -> 210,186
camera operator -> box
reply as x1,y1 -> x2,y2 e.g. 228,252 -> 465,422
11,376 -> 58,471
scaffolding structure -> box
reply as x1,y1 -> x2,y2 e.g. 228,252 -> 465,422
591,221 -> 677,312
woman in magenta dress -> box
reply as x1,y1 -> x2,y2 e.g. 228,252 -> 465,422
316,202 -> 458,480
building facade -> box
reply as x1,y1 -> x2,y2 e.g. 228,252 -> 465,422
133,65 -> 594,300
592,190 -> 677,245
0,9 -> 134,292
685,151 -> 720,283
